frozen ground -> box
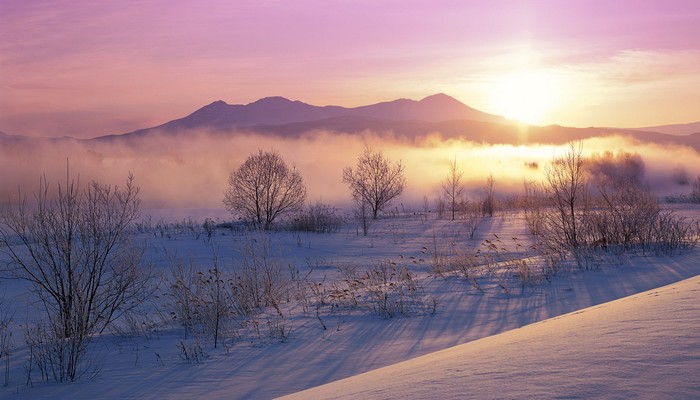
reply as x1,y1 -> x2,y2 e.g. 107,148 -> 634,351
1,210 -> 699,399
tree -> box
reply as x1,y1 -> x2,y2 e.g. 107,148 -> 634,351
543,141 -> 587,250
482,173 -> 496,217
441,157 -> 464,221
224,150 -> 306,230
692,175 -> 700,203
343,147 -> 406,219
0,173 -> 151,382
0,292 -> 11,387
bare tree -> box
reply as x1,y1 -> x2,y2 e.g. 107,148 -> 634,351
0,293 -> 11,387
482,173 -> 496,217
354,200 -> 372,236
692,175 -> 700,203
224,150 -> 306,230
343,147 -> 406,219
543,142 -> 587,250
442,157 -> 464,221
0,173 -> 151,382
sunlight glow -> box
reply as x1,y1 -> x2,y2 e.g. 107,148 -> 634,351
487,69 -> 566,124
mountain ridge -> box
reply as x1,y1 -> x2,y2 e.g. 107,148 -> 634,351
635,121 -> 700,136
96,93 -> 510,139
2,94 -> 700,151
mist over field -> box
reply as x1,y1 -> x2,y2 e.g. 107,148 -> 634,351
1,130 -> 698,215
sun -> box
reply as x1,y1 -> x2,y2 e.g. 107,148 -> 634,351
487,69 -> 565,125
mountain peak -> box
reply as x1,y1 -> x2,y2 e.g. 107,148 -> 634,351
419,93 -> 472,109
248,96 -> 296,107
420,93 -> 457,103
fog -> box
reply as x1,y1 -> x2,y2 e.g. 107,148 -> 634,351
1,130 -> 699,219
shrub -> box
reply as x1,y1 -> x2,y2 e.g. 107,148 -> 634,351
288,202 -> 345,233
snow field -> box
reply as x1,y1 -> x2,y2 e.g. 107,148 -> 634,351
0,210 -> 698,399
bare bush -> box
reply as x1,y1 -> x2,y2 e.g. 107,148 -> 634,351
581,171 -> 698,254
167,236 -> 294,350
479,235 -> 564,293
587,180 -> 660,251
229,235 -> 290,317
364,262 -> 425,318
288,201 -> 345,233
422,235 -> 454,277
644,212 -> 699,254
327,262 -> 434,319
434,196 -> 447,219
168,257 -> 200,340
451,248 -> 484,292
0,173 -> 152,382
522,180 -> 547,237
168,254 -> 231,348
460,200 -> 483,239
176,339 -> 206,364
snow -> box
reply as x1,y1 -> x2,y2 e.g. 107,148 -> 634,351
1,211 -> 699,399
282,275 -> 700,399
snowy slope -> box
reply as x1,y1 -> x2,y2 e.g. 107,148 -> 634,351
282,275 -> 700,400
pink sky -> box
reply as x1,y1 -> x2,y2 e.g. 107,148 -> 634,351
1,0 -> 700,138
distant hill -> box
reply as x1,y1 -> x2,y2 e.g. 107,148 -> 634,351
635,121 -> 700,136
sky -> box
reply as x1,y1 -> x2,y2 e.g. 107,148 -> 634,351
1,0 -> 700,138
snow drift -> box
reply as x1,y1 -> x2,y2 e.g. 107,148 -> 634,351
283,275 -> 700,399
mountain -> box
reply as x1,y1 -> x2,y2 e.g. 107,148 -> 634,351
635,121 -> 700,136
97,94 -> 510,139
3,94 -> 700,151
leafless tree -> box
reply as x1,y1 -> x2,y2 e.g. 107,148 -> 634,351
543,142 -> 587,250
224,150 -> 306,230
482,173 -> 496,217
0,173 -> 152,382
343,147 -> 406,219
442,157 -> 464,221
692,175 -> 700,203
353,200 -> 372,236
0,293 -> 11,387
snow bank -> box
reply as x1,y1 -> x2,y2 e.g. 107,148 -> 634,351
282,275 -> 700,399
